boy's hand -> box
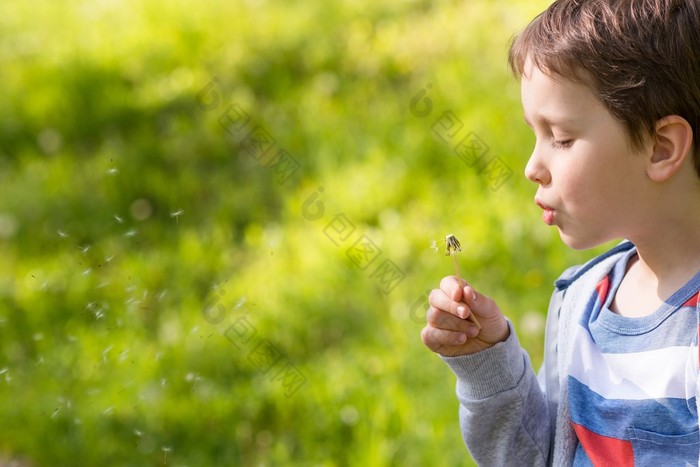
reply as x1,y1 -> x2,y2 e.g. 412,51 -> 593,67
421,276 -> 509,357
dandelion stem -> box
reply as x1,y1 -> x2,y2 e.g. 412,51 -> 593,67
451,252 -> 481,329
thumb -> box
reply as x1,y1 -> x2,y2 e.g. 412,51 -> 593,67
462,285 -> 510,345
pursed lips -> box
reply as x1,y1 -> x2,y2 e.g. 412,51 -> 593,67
535,199 -> 556,226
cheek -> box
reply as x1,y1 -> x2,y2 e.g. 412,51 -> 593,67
555,161 -> 612,212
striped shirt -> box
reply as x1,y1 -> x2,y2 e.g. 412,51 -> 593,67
568,247 -> 700,466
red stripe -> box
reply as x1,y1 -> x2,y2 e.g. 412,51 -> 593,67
595,275 -> 610,303
572,423 -> 634,467
682,291 -> 700,308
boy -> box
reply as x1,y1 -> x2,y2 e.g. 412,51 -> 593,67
421,0 -> 700,465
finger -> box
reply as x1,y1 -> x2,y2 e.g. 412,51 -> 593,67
427,307 -> 478,336
429,289 -> 472,320
462,286 -> 494,319
439,275 -> 465,302
459,286 -> 482,328
462,284 -> 479,304
421,325 -> 466,352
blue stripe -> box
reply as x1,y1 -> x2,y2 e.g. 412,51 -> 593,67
591,306 -> 698,353
568,377 -> 698,439
554,241 -> 635,291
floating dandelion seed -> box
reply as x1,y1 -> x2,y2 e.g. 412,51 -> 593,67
106,167 -> 119,176
113,214 -> 125,224
98,255 -> 114,268
170,209 -> 183,227
101,345 -> 113,363
162,446 -> 172,464
440,234 -> 481,329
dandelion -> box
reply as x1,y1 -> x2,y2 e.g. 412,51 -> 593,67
441,234 -> 481,329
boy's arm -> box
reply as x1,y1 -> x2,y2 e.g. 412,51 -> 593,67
441,322 -> 551,466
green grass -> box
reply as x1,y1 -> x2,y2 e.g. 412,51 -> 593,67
0,0 -> 617,465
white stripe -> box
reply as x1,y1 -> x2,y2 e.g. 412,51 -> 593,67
568,323 -> 696,400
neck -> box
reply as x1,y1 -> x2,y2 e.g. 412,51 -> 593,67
628,222 -> 700,299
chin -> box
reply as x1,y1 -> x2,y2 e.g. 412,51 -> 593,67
558,229 -> 609,251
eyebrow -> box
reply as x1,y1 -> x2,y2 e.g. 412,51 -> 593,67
523,114 -> 578,128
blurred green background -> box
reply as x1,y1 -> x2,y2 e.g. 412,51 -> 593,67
0,0 -> 615,465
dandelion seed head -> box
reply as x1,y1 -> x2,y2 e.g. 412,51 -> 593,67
444,234 -> 461,256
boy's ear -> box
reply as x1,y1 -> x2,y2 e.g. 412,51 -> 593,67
647,115 -> 694,182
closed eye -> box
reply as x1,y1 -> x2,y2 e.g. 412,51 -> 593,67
551,139 -> 574,150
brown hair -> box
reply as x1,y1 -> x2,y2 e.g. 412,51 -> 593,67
509,0 -> 700,174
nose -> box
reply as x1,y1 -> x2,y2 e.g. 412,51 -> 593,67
524,143 -> 550,186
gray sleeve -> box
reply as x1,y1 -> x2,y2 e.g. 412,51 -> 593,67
440,321 -> 551,466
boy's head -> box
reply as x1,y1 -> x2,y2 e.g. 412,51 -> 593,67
509,0 -> 700,175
